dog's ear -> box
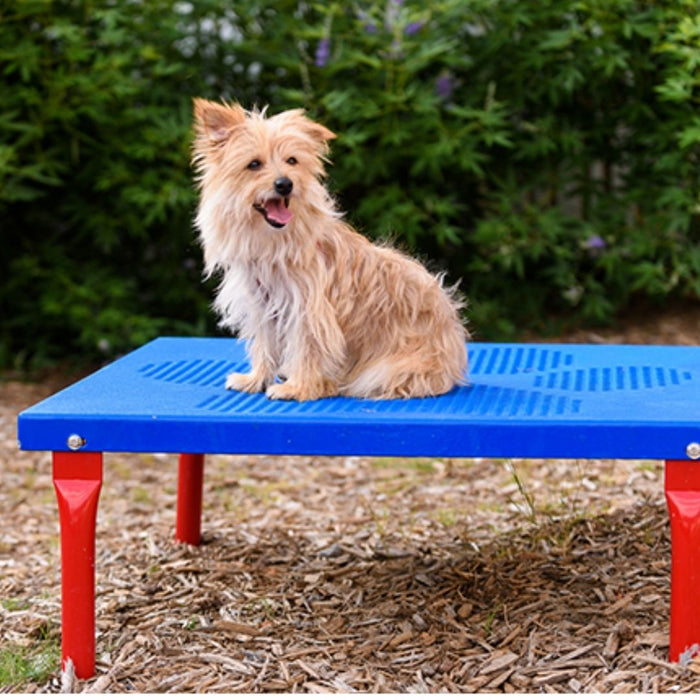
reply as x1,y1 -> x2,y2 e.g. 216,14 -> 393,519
193,98 -> 245,145
277,109 -> 336,146
303,120 -> 336,145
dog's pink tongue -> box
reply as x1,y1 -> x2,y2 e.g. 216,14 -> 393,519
266,199 -> 293,225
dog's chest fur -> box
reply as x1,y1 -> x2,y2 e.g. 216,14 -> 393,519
216,259 -> 302,341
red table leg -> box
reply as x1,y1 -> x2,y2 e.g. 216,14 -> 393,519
176,454 -> 205,545
53,451 -> 103,679
666,459 -> 700,663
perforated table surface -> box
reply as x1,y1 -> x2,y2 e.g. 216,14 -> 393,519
18,337 -> 700,461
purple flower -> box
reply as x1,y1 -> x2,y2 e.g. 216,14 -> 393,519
356,8 -> 378,34
404,21 -> 425,36
584,234 -> 606,251
315,38 -> 330,68
435,71 -> 454,100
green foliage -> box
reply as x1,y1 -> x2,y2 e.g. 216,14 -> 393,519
0,0 -> 215,366
0,625 -> 60,689
1,0 -> 698,365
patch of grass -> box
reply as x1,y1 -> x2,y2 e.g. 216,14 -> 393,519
1,598 -> 29,612
504,460 -> 537,524
432,507 -> 460,527
483,602 -> 503,638
244,596 -> 280,621
238,479 -> 284,505
404,459 -> 439,474
131,486 -> 153,504
372,457 -> 437,474
636,461 -> 660,475
374,478 -> 415,498
372,458 -> 441,499
476,501 -> 506,514
183,615 -> 200,631
236,470 -> 308,505
364,502 -> 391,536
0,637 -> 60,689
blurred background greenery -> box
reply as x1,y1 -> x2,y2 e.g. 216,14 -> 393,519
1,0 -> 698,368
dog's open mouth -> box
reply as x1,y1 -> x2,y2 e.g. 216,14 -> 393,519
253,198 -> 293,229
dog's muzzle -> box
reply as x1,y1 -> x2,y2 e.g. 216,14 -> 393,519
254,178 -> 294,228
253,197 -> 293,228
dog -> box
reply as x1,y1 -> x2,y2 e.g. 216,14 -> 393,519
192,99 -> 468,400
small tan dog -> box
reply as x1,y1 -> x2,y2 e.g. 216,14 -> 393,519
192,99 -> 468,400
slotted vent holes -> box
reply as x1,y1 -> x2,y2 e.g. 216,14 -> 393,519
137,347 -> 692,419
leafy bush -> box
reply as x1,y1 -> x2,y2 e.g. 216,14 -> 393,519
1,0 -> 698,366
461,0 -> 700,334
0,1 -> 214,366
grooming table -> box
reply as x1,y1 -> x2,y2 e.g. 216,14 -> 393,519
17,337 -> 700,677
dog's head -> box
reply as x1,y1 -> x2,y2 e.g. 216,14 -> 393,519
192,99 -> 336,234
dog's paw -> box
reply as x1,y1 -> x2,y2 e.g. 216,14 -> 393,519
266,380 -> 333,402
265,382 -> 303,401
225,371 -> 267,393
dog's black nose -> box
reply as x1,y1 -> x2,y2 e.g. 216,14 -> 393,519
274,177 -> 293,196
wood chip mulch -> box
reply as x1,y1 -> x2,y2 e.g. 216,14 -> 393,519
2,303 -> 699,693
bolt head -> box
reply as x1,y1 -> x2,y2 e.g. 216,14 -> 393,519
67,434 -> 86,451
687,442 -> 700,460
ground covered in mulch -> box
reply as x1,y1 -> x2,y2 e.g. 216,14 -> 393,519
1,303 -> 698,693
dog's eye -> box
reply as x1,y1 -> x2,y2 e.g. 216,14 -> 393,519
247,159 -> 262,171
286,157 -> 298,166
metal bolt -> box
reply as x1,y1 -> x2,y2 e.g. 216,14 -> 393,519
687,442 -> 700,460
67,434 -> 86,451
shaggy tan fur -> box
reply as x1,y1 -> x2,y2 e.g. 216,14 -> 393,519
192,99 -> 468,400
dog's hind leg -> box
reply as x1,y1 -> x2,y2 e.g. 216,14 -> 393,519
344,346 -> 466,399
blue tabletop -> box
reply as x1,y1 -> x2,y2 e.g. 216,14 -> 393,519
17,337 -> 700,460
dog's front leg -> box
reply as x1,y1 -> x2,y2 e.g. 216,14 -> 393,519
265,374 -> 336,401
226,331 -> 277,394
225,366 -> 272,393
265,305 -> 346,401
